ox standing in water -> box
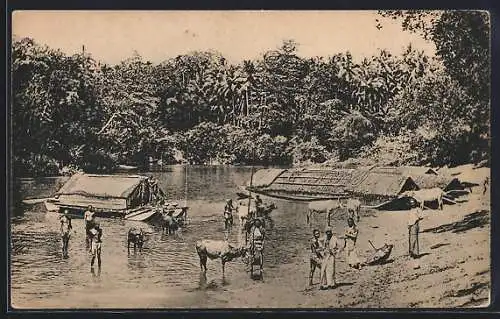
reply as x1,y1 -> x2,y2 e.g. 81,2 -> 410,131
195,239 -> 247,280
127,227 -> 145,253
59,210 -> 73,258
162,210 -> 180,235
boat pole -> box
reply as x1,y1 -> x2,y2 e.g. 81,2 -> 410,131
246,148 -> 255,246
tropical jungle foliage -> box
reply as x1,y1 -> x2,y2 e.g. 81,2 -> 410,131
11,11 -> 490,177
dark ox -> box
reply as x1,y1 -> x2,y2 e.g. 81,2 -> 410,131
127,227 -> 145,252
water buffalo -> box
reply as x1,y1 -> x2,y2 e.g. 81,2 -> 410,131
127,227 -> 145,253
195,239 -> 247,278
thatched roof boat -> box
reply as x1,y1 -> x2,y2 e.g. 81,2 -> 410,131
245,165 -> 465,208
45,173 -> 171,221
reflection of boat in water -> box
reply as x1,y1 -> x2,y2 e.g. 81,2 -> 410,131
115,164 -> 139,173
41,173 -> 186,222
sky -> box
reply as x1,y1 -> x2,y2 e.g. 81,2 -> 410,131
12,11 -> 437,65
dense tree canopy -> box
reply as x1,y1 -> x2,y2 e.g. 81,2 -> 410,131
11,10 -> 490,177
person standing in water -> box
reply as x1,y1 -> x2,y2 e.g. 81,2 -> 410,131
88,222 -> 103,269
84,205 -> 96,248
255,195 -> 264,217
408,198 -> 424,258
224,199 -> 235,230
319,226 -> 338,290
59,210 -> 73,258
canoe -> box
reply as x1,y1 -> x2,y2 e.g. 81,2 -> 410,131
125,208 -> 160,222
364,243 -> 394,266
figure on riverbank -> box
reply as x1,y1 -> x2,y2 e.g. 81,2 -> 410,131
408,198 -> 424,258
89,222 -> 103,269
60,210 -> 73,258
319,226 -> 338,290
483,176 -> 489,195
343,217 -> 361,269
309,229 -> 324,286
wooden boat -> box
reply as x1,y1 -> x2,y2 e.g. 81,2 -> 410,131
43,173 -> 185,222
363,242 -> 394,266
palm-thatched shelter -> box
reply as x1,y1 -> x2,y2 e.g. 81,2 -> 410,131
246,167 -> 419,205
53,173 -> 163,216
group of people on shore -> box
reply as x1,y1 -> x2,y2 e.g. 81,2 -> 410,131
309,196 -> 425,290
309,215 -> 360,290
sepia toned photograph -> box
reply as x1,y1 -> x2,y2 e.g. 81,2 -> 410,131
10,10 -> 491,309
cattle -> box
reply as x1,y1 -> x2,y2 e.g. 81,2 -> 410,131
346,199 -> 361,224
237,202 -> 277,228
195,239 -> 247,278
162,213 -> 182,235
127,227 -> 145,253
306,199 -> 343,226
402,188 -> 446,210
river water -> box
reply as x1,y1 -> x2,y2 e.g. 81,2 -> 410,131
11,165 -> 322,309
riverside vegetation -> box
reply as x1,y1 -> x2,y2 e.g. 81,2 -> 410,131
12,11 -> 489,178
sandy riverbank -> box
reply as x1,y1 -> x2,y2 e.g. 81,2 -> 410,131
204,188 -> 490,308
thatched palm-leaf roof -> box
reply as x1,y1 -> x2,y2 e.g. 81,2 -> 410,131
248,168 -> 286,187
56,173 -> 148,199
411,175 -> 463,191
347,173 -> 417,197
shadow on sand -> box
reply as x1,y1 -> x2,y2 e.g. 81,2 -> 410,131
422,210 -> 489,234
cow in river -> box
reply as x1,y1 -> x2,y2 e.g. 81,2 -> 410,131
127,227 -> 145,253
195,239 -> 247,279
162,211 -> 181,235
306,199 -> 343,226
